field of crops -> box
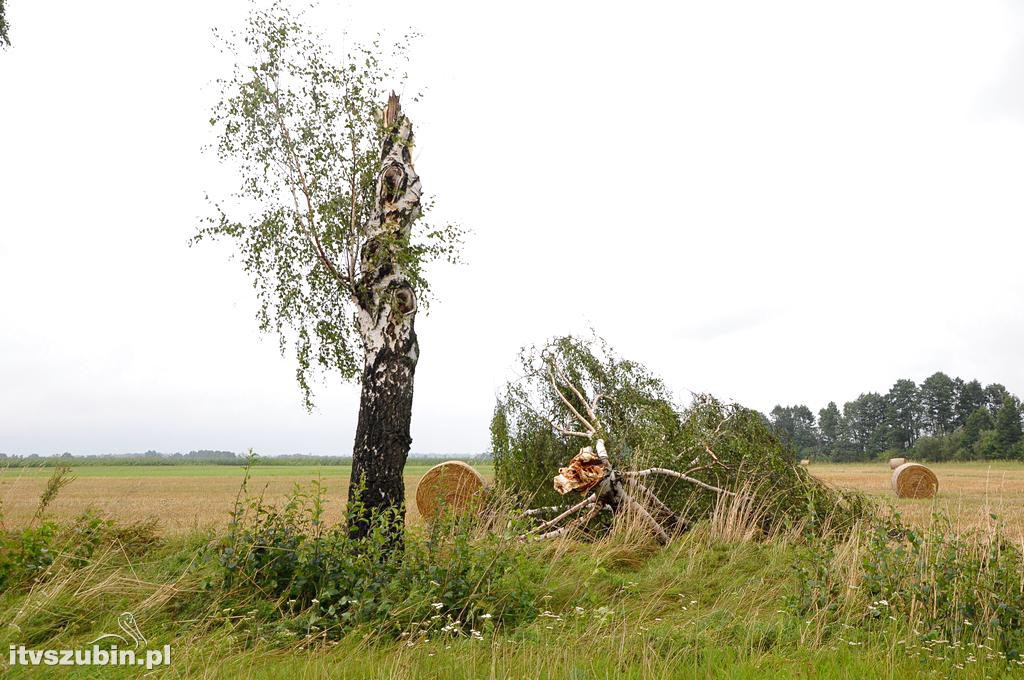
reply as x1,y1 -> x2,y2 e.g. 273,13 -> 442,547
2,461 -> 1022,535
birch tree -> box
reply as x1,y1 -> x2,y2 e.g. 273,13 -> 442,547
196,4 -> 461,541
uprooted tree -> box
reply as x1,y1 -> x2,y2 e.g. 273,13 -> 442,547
196,5 -> 461,543
492,335 -> 869,540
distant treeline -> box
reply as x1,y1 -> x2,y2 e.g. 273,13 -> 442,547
0,450 -> 486,468
767,372 -> 1023,462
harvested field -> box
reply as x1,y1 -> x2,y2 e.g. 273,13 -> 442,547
809,461 -> 1024,534
2,461 -> 1022,535
0,464 -> 491,535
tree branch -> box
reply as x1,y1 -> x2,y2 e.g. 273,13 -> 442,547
505,381 -> 593,440
523,505 -> 569,517
621,491 -> 670,544
629,479 -> 681,522
266,75 -> 346,285
527,493 -> 597,535
546,361 -> 596,437
552,359 -> 602,432
533,502 -> 605,541
623,468 -> 736,496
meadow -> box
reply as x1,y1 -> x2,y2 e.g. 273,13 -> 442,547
2,460 -> 1024,678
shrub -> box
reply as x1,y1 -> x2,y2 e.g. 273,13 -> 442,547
974,429 -> 1001,460
795,511 -> 1024,660
219,478 -> 540,641
0,510 -> 159,590
861,515 -> 1024,659
911,433 -> 960,462
0,522 -> 58,589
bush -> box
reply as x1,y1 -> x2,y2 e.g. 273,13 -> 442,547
1012,440 -> 1024,461
219,478 -> 540,641
974,429 -> 1001,460
910,433 -> 961,462
0,510 -> 159,590
795,511 -> 1024,660
0,522 -> 58,589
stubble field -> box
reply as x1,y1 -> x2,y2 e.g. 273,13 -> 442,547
0,463 -> 482,534
1,461 -> 1022,535
809,460 -> 1024,534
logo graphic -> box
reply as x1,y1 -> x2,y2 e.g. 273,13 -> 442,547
9,611 -> 170,670
88,612 -> 148,648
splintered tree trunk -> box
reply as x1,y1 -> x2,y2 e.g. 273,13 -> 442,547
348,93 -> 423,541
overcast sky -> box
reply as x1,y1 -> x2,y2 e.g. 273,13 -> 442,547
1,1 -> 1022,456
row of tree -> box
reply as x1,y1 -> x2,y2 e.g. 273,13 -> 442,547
767,372 -> 1024,462
0,451 -> 481,467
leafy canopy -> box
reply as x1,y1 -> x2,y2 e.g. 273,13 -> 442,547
195,3 -> 462,406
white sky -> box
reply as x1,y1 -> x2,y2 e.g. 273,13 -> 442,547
1,1 -> 1023,456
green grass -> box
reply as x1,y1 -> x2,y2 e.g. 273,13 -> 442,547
1,463 -> 1021,678
0,521 -> 1018,678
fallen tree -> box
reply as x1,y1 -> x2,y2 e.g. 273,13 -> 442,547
492,335 -> 870,540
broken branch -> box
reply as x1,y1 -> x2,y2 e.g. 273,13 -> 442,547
621,491 -> 670,544
523,505 -> 569,517
528,493 -> 597,535
624,468 -> 736,496
545,361 -> 596,436
534,502 -> 605,541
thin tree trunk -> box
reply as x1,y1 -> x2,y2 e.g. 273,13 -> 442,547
348,93 -> 422,542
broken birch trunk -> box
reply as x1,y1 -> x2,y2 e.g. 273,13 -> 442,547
348,93 -> 423,540
522,353 -> 735,543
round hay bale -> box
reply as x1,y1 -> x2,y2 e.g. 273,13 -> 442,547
888,457 -> 907,470
891,462 -> 938,499
415,461 -> 486,522
799,459 -> 810,466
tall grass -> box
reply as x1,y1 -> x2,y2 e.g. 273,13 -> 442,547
795,507 -> 1024,663
1,473 -> 1023,678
